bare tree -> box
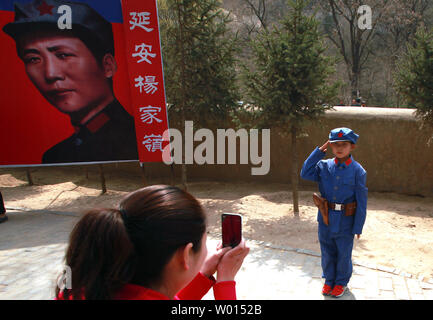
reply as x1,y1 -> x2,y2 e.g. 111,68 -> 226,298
243,0 -> 268,31
238,0 -> 290,35
374,0 -> 431,106
319,0 -> 391,97
380,0 -> 430,54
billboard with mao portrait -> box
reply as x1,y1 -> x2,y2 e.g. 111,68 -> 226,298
0,0 -> 169,166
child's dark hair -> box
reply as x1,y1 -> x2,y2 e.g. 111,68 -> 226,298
56,185 -> 207,300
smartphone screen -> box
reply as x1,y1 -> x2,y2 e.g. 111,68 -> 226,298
222,213 -> 242,248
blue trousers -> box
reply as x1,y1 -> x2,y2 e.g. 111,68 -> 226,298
318,224 -> 354,287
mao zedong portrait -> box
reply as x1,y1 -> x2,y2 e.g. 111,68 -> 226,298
3,0 -> 139,164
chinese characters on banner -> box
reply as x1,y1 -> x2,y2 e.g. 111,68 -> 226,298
121,0 -> 169,163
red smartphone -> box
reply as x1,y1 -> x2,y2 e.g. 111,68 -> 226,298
222,213 -> 242,248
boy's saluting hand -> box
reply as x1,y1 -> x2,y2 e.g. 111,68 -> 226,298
319,140 -> 331,153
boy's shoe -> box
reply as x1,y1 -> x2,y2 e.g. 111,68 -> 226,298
322,284 -> 333,296
330,285 -> 346,298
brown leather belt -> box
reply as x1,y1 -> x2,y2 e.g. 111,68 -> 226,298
328,201 -> 357,216
313,193 -> 357,226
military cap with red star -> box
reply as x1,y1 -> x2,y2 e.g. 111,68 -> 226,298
329,127 -> 359,144
2,0 -> 114,56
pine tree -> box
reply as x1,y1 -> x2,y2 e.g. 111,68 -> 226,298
159,0 -> 240,189
395,27 -> 433,126
242,0 -> 339,216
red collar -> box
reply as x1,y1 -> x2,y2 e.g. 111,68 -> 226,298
334,157 -> 352,166
74,111 -> 110,134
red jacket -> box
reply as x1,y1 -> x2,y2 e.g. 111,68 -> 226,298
57,272 -> 236,300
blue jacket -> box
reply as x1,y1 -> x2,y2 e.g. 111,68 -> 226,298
301,147 -> 368,235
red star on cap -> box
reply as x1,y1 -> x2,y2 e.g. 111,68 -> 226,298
37,0 -> 54,16
338,132 -> 344,137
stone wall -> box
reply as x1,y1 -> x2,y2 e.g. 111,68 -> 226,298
119,107 -> 433,197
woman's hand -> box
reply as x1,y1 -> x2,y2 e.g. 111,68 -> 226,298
216,240 -> 250,282
200,242 -> 230,279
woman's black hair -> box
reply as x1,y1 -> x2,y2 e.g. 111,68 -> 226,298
56,185 -> 207,300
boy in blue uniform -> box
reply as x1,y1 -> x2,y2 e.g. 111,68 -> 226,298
301,128 -> 368,298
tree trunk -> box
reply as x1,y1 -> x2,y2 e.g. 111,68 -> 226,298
26,168 -> 34,186
176,0 -> 188,191
140,163 -> 147,186
170,163 -> 175,186
98,164 -> 107,194
350,68 -> 360,100
181,163 -> 187,191
291,126 -> 299,216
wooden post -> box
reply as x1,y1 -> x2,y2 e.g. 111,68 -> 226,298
140,163 -> 147,186
98,164 -> 107,194
181,164 -> 187,191
170,163 -> 175,186
26,168 -> 34,186
176,0 -> 188,191
291,126 -> 299,217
